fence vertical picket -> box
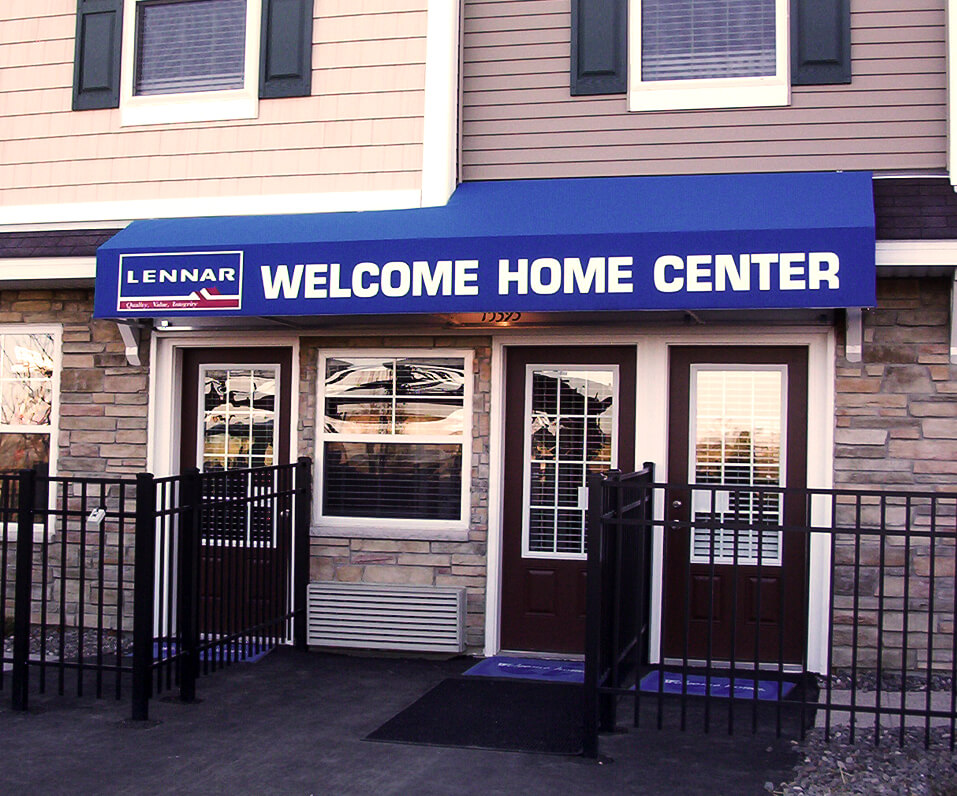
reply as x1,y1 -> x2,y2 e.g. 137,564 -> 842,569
294,457 -> 311,651
132,472 -> 157,721
11,468 -> 36,711
178,467 -> 201,703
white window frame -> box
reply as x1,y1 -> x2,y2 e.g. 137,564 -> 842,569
119,0 -> 262,127
628,0 -> 790,112
314,349 -> 473,539
521,364 -> 620,561
688,363 -> 787,567
0,325 -> 61,542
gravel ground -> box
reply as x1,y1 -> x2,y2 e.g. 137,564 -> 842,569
2,625 -> 130,661
775,727 -> 957,795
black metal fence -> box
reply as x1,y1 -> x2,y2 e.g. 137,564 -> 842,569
1,459 -> 312,720
583,468 -> 957,758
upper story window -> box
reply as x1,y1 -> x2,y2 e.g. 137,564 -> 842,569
73,0 -> 315,120
120,0 -> 261,125
629,0 -> 788,111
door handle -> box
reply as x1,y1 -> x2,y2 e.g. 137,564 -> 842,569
672,500 -> 682,509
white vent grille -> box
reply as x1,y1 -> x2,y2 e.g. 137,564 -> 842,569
307,582 -> 466,653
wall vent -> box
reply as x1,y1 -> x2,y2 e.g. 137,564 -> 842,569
307,582 -> 467,654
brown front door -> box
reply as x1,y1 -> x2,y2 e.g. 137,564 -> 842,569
663,346 -> 808,664
180,347 -> 293,634
501,346 -> 636,654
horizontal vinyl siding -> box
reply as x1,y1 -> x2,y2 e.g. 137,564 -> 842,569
0,0 -> 428,209
462,0 -> 947,179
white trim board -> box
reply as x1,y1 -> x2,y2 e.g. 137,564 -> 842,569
0,190 -> 424,227
421,0 -> 461,208
0,257 -> 95,284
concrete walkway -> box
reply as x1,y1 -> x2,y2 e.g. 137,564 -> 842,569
1,648 -> 799,795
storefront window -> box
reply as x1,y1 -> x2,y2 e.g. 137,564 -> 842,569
319,355 -> 467,522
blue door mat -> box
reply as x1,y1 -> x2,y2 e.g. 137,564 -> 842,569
463,655 -> 584,683
130,640 -> 274,663
639,670 -> 796,701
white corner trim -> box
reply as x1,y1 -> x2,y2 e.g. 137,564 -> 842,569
845,307 -> 863,363
484,338 -> 506,656
420,0 -> 460,208
949,0 -> 957,188
951,272 -> 957,364
0,257 -> 95,282
0,190 -> 424,227
116,322 -> 141,366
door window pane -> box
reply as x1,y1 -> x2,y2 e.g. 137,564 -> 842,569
690,367 -> 784,565
201,367 -> 277,472
525,368 -> 616,558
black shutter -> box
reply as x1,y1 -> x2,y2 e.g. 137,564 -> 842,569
570,0 -> 627,96
791,0 -> 851,85
72,0 -> 123,110
260,0 -> 314,98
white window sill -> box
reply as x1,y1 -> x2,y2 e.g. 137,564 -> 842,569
120,92 -> 258,127
311,523 -> 471,542
628,80 -> 789,112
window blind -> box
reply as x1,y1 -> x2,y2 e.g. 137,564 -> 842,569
323,442 -> 462,521
134,0 -> 247,95
641,0 -> 776,82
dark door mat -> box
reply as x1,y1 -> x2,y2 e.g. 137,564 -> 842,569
365,677 -> 583,755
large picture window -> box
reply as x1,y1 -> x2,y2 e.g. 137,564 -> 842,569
629,0 -> 788,111
317,353 -> 470,528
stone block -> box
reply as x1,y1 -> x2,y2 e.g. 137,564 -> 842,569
335,565 -> 363,582
363,565 -> 433,586
351,539 -> 430,553
921,419 -> 957,439
835,428 -> 889,446
396,553 -> 453,567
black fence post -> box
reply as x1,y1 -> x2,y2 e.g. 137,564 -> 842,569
178,468 -> 201,703
599,469 -> 621,733
12,468 -> 37,712
131,472 -> 156,721
583,471 -> 605,759
293,457 -> 312,651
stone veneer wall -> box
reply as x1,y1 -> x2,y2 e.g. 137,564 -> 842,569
832,277 -> 956,670
0,287 -> 149,475
299,335 -> 493,651
0,287 -> 149,630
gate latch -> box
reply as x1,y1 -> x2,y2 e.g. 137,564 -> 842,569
87,507 -> 106,525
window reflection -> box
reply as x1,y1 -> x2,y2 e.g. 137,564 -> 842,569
321,356 -> 467,522
527,368 -> 616,557
202,367 -> 277,471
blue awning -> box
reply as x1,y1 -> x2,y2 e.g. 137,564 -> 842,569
94,172 -> 876,319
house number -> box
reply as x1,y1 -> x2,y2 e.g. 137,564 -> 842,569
480,312 -> 522,323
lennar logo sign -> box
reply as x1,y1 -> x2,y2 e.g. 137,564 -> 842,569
117,251 -> 243,312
